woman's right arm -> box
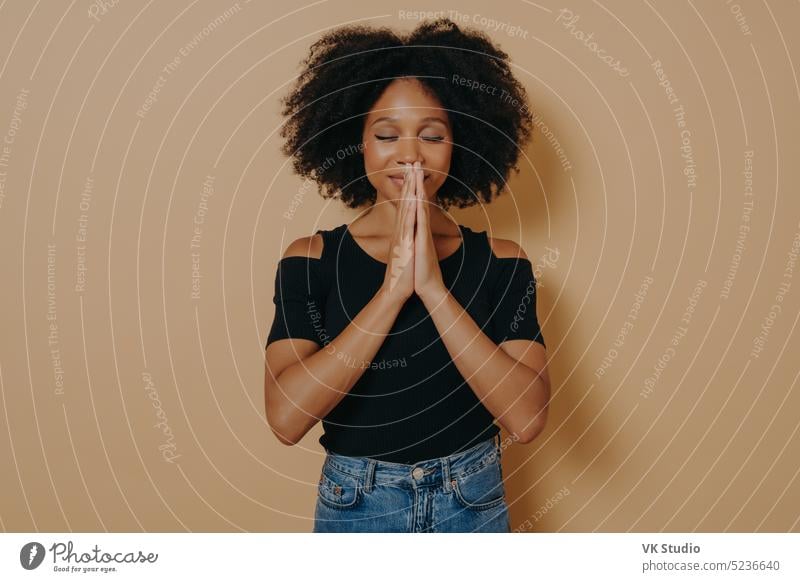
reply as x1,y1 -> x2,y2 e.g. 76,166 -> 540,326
265,182 -> 417,445
265,280 -> 405,445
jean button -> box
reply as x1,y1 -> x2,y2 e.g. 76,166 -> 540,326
412,467 -> 424,480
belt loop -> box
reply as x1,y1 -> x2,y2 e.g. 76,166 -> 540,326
442,455 -> 453,493
364,458 -> 376,493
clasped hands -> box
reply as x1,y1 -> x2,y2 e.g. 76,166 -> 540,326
383,161 -> 448,305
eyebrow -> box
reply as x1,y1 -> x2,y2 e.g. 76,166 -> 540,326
369,116 -> 449,128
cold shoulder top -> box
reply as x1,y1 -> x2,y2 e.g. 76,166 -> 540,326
266,223 -> 546,464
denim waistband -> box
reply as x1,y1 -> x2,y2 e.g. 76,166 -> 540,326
322,434 -> 502,493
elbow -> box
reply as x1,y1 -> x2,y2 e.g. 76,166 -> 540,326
516,374 -> 550,444
274,432 -> 300,447
514,404 -> 549,445
265,390 -> 305,445
515,419 -> 545,444
266,407 -> 301,446
265,373 -> 303,446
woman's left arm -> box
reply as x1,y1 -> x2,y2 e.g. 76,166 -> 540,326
420,286 -> 551,444
411,164 -> 550,444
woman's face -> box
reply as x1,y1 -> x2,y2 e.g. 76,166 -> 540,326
361,77 -> 452,202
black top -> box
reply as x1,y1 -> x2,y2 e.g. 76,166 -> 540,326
266,223 -> 546,463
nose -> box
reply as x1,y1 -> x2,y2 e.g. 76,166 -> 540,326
396,136 -> 423,166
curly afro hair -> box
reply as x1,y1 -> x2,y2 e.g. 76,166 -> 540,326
279,18 -> 534,210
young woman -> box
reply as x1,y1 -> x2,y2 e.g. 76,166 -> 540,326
264,18 -> 550,533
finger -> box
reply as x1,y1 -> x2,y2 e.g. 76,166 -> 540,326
414,161 -> 426,203
408,161 -> 417,201
402,163 -> 413,201
408,171 -> 417,227
414,164 -> 429,236
403,165 -> 415,232
399,165 -> 410,219
397,165 -> 412,235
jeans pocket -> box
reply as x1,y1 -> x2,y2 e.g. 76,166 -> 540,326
317,463 -> 363,510
450,459 -> 506,511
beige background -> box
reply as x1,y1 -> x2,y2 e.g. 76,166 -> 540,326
0,0 -> 798,532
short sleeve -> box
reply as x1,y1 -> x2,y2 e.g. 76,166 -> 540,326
488,258 -> 546,347
265,257 -> 328,348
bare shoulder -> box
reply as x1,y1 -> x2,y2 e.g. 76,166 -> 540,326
282,233 -> 324,259
487,236 -> 529,260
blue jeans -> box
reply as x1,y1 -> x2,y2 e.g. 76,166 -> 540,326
313,434 -> 510,532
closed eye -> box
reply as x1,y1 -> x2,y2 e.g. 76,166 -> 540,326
374,135 -> 445,142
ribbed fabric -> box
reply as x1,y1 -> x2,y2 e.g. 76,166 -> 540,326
266,223 -> 545,463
